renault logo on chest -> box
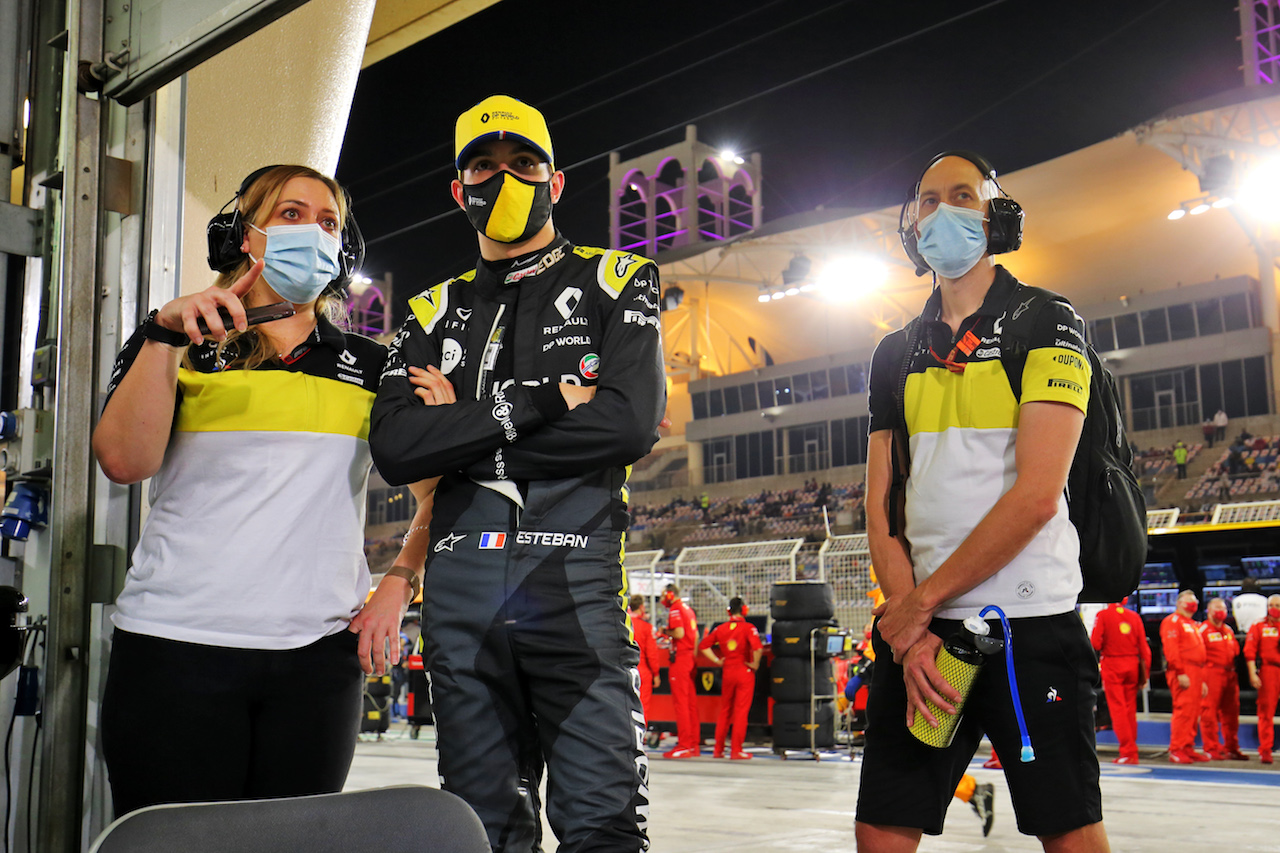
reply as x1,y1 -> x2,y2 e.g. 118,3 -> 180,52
554,287 -> 582,320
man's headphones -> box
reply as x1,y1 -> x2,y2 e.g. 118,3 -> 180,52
898,149 -> 1024,277
206,165 -> 366,295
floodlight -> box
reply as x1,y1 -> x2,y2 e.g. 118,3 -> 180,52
815,254 -> 889,303
1189,202 -> 1211,216
1238,157 -> 1280,222
1167,208 -> 1186,221
1212,196 -> 1234,209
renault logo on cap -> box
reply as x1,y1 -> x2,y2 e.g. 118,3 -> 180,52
480,113 -> 490,123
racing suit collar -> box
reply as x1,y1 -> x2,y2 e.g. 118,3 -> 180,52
473,233 -> 571,296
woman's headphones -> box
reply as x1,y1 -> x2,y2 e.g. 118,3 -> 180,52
898,149 -> 1024,277
205,165 -> 366,295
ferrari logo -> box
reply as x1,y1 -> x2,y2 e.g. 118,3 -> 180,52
701,672 -> 715,691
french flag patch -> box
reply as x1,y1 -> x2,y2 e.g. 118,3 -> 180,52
479,532 -> 507,549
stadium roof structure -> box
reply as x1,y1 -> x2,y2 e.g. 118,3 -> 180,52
655,85 -> 1280,375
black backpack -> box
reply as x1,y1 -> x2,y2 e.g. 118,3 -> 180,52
890,283 -> 1147,604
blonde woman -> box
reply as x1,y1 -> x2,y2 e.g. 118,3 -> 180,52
93,165 -> 432,815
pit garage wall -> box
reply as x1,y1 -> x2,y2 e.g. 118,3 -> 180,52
180,0 -> 377,297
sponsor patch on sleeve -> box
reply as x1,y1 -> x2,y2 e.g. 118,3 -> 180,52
1021,346 -> 1090,413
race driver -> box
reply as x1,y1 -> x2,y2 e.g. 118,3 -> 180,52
369,94 -> 664,852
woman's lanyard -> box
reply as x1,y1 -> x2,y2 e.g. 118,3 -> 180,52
928,318 -> 982,374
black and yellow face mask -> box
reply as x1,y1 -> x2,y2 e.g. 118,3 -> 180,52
462,171 -> 554,244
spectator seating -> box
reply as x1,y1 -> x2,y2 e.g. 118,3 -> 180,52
628,481 -> 865,550
1133,443 -> 1202,479
1186,435 -> 1280,502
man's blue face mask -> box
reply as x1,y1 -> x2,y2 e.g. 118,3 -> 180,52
249,222 -> 342,304
916,202 -> 988,279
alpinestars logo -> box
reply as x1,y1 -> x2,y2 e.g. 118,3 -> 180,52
1011,298 -> 1036,321
1046,687 -> 1062,703
433,532 -> 466,553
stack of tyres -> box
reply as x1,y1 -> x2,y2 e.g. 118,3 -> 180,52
362,673 -> 392,735
770,618 -> 837,657
770,581 -> 835,621
769,657 -> 836,703
769,581 -> 837,750
773,701 -> 836,748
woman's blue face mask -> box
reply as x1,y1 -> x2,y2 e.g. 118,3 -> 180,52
249,222 -> 341,304
916,202 -> 988,279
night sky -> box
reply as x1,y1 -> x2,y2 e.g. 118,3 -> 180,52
338,0 -> 1241,322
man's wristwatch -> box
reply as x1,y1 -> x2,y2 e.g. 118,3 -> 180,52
384,566 -> 422,604
141,309 -> 189,347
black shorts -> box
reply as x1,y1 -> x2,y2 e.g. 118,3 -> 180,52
856,612 -> 1102,837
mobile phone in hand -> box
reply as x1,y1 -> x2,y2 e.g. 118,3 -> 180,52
196,302 -> 295,336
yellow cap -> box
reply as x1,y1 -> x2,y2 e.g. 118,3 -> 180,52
454,95 -> 554,170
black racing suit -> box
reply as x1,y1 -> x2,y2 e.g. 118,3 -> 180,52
369,235 -> 664,853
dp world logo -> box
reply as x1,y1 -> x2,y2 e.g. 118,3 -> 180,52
580,353 -> 599,380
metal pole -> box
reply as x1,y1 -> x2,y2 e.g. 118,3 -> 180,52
37,0 -> 102,847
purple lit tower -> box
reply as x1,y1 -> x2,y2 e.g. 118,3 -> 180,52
345,272 -> 393,338
1241,0 -> 1280,87
608,124 -> 762,255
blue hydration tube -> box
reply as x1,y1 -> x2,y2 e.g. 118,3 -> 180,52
979,604 -> 1035,763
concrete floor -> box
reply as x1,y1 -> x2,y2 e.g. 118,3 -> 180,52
345,723 -> 1279,851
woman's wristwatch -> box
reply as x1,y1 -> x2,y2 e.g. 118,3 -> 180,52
384,566 -> 422,604
141,309 -> 189,347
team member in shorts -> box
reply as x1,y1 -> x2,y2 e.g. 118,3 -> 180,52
856,151 -> 1109,851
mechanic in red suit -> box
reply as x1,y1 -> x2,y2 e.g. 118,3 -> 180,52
1244,594 -> 1280,764
1199,597 -> 1247,760
661,584 -> 701,758
698,597 -> 763,759
1161,590 -> 1210,763
628,595 -> 662,723
1090,596 -> 1151,764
